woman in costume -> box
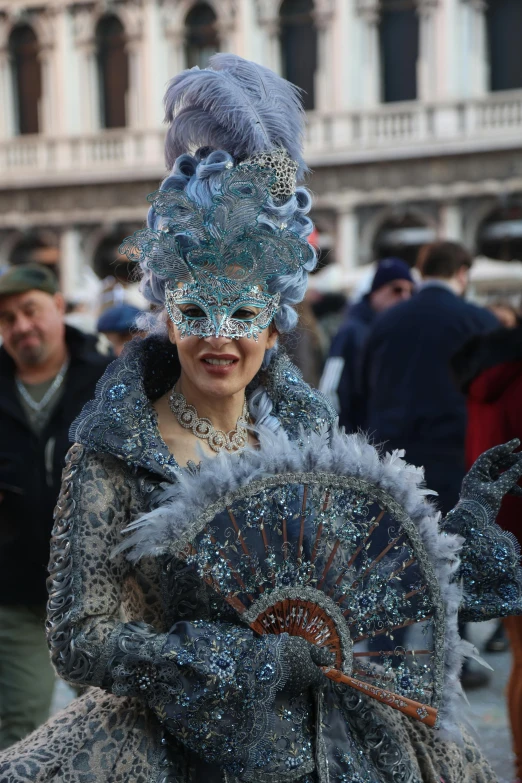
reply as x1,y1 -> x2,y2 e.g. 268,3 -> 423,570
1,55 -> 522,783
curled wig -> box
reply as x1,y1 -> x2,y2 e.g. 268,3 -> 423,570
138,149 -> 317,340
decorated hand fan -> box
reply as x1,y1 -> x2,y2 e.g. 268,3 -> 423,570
122,431 -> 463,731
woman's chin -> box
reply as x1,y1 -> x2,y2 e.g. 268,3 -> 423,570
193,374 -> 246,399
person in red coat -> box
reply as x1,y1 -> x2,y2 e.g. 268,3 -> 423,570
453,325 -> 522,783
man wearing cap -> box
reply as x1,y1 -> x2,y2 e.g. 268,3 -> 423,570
97,303 -> 144,356
320,258 -> 414,431
0,264 -> 111,748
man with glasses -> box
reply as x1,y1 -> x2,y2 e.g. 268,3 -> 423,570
0,264 -> 111,747
320,257 -> 414,431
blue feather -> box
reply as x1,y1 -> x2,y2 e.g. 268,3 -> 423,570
164,54 -> 307,179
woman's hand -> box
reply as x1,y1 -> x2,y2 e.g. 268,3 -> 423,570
459,439 -> 522,522
283,636 -> 335,694
442,440 -> 522,622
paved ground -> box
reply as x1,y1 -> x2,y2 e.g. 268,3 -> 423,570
51,620 -> 514,781
465,621 -> 514,783
466,647 -> 513,783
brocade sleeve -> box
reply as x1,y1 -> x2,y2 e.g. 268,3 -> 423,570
46,444 -> 292,779
441,499 -> 522,622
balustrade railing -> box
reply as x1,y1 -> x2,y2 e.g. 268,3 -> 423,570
2,90 -> 522,183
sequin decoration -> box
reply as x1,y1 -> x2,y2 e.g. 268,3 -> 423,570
442,496 -> 522,622
254,351 -> 337,438
245,148 -> 299,201
108,620 -> 297,780
164,473 -> 446,725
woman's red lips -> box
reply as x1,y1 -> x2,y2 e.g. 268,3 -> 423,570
199,353 -> 239,373
199,353 -> 238,361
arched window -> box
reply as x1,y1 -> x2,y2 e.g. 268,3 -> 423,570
379,0 -> 419,103
96,15 -> 129,129
93,228 -> 139,283
487,0 -> 522,92
9,25 -> 41,135
478,203 -> 522,262
185,4 -> 219,69
373,213 -> 435,267
279,0 -> 317,111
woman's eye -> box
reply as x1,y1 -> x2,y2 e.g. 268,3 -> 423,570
182,306 -> 205,318
232,308 -> 256,321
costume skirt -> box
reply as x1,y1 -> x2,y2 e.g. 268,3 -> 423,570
0,687 -> 498,783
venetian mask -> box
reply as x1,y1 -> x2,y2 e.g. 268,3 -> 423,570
120,161 -> 313,341
164,283 -> 281,341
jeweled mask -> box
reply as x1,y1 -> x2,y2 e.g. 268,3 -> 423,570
120,163 -> 313,340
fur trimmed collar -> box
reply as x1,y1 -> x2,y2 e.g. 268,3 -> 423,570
71,336 -> 335,480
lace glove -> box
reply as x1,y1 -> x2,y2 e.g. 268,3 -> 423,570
453,439 -> 522,523
108,620 -> 295,779
283,636 -> 335,694
441,440 -> 522,621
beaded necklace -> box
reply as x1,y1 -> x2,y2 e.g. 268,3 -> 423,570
169,389 -> 249,454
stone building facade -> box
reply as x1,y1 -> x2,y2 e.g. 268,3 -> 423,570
1,0 -> 522,300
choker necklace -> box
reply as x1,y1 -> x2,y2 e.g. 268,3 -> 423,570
169,389 -> 249,454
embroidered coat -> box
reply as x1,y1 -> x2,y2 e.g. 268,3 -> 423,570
0,339 -> 499,783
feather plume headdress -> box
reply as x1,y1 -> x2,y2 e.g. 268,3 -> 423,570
119,54 -> 314,340
163,53 -> 307,183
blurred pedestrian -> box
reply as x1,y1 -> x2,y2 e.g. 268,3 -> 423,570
308,290 -> 347,350
452,324 -> 522,778
97,303 -> 145,357
319,258 -> 414,430
0,264 -> 111,748
360,242 -> 498,513
359,243 -> 500,682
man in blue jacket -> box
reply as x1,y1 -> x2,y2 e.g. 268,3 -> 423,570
320,258 -> 414,430
360,242 -> 498,514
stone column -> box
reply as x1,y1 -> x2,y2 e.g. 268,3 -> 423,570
260,17 -> 281,74
416,0 -> 439,102
355,0 -> 381,106
313,4 -> 334,112
81,42 -> 99,131
60,227 -> 85,301
441,201 -> 462,242
38,42 -> 56,134
122,2 -> 145,129
126,34 -> 144,128
73,9 -> 98,131
467,0 -> 488,96
216,2 -> 237,54
164,24 -> 186,77
0,45 -> 15,137
142,0 -> 164,125
337,204 -> 359,273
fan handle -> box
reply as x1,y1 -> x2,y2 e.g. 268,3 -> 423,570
322,667 -> 437,727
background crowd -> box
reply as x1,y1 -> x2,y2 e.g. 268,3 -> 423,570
0,236 -> 521,777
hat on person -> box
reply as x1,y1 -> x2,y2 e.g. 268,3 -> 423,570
370,258 -> 414,294
97,304 -> 143,334
0,263 -> 59,298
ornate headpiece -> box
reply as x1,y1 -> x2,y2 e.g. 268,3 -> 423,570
120,54 -> 312,340
120,164 -> 313,339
